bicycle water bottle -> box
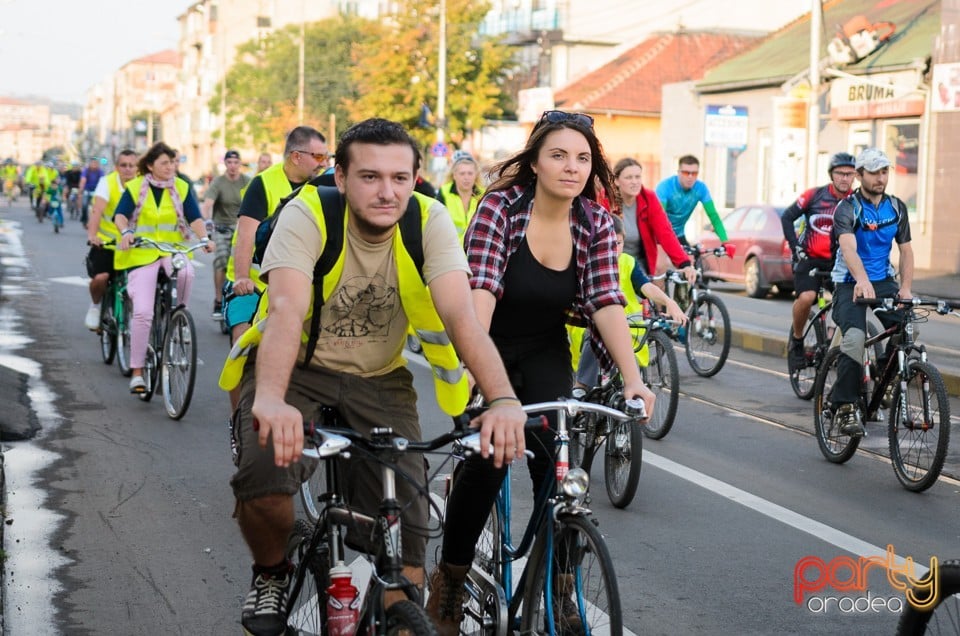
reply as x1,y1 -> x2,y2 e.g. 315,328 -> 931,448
326,561 -> 360,636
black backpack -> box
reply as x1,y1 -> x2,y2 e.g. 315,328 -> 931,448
253,180 -> 425,368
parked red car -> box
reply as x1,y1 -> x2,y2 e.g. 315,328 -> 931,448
699,204 -> 795,298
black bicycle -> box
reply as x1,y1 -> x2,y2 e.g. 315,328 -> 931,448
897,559 -> 960,635
654,244 -> 732,377
812,297 -> 958,492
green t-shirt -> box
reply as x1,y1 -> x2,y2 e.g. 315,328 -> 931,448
204,173 -> 251,226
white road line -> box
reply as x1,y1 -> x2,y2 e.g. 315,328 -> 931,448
48,275 -> 89,287
644,450 -> 931,576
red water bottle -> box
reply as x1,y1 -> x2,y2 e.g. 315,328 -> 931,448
326,561 -> 360,636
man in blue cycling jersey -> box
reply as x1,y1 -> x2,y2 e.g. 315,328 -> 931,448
830,148 -> 913,437
655,155 -> 728,245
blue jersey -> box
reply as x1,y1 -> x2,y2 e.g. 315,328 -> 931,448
655,176 -> 713,237
831,191 -> 911,284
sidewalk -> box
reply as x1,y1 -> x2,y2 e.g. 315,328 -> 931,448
728,268 -> 960,396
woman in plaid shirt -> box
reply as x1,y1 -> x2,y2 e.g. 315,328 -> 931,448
427,110 -> 655,633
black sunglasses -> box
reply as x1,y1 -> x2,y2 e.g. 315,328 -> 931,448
536,110 -> 594,130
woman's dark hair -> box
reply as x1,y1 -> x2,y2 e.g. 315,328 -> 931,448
611,157 -> 642,212
138,142 -> 176,176
334,118 -> 420,175
487,116 -> 614,203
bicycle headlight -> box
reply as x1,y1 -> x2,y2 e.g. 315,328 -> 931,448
171,252 -> 188,272
560,467 -> 589,500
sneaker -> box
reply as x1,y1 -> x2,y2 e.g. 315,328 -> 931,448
554,573 -> 585,632
241,566 -> 292,636
84,304 -> 101,331
212,300 -> 223,320
788,335 -> 806,372
835,403 -> 864,437
129,375 -> 146,394
426,562 -> 469,636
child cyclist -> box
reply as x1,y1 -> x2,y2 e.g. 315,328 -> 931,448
572,214 -> 687,393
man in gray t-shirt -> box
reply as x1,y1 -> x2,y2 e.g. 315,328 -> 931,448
203,150 -> 251,317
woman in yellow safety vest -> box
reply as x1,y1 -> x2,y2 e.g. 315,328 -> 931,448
436,150 -> 484,241
112,142 -> 214,394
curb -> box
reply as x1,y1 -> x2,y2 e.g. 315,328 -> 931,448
731,326 -> 960,398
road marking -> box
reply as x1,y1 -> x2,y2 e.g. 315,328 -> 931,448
644,450 -> 930,576
49,275 -> 89,288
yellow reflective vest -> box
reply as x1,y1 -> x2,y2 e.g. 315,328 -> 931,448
220,188 -> 470,416
438,181 -> 482,240
568,252 -> 648,373
94,171 -> 125,246
114,176 -> 191,271
225,163 -> 294,289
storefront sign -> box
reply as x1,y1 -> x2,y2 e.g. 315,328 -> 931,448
829,70 -> 924,119
704,105 -> 748,148
932,62 -> 960,112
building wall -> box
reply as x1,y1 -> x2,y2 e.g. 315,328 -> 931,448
593,115 -> 662,186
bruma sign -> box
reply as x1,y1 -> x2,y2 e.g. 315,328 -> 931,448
829,70 -> 924,120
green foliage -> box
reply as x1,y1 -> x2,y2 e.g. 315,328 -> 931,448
346,0 -> 516,147
211,16 -> 372,152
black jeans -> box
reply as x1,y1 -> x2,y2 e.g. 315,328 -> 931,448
441,330 -> 572,566
830,279 -> 902,406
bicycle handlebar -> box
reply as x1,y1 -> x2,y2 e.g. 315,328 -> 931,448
684,243 -> 730,259
132,236 -> 210,254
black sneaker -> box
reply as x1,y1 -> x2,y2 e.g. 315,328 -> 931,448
212,300 -> 223,320
788,336 -> 806,372
835,404 -> 864,437
241,565 -> 292,636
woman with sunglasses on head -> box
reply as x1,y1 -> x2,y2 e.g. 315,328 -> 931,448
426,110 -> 655,634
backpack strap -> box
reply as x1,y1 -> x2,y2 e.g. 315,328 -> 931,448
398,195 -> 425,280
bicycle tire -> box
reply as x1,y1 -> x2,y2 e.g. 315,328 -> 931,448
641,330 -> 679,440
685,293 -> 731,377
789,311 -> 828,400
286,518 -> 330,635
139,344 -> 159,402
99,302 -> 117,365
812,348 -> 860,463
896,559 -> 960,635
300,459 -> 337,525
117,295 -> 133,377
161,308 -> 197,420
568,412 -> 597,473
520,515 -> 622,635
380,599 -> 437,635
888,359 -> 952,492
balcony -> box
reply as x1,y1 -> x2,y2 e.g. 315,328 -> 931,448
479,8 -> 561,42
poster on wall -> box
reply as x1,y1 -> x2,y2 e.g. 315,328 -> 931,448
932,62 -> 960,112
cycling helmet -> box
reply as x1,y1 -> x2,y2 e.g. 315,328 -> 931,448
828,152 -> 856,175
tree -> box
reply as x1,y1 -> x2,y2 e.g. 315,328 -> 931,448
211,16 -> 374,152
345,0 -> 516,147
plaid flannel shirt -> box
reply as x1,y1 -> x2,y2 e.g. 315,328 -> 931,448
464,183 -> 625,373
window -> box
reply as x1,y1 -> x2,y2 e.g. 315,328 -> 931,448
883,119 -> 919,213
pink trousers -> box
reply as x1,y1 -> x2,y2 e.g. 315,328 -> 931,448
126,257 -> 195,369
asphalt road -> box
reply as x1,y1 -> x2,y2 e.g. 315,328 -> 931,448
2,200 -> 959,634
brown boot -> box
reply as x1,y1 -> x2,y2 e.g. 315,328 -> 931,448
425,562 -> 469,636
554,573 -> 584,634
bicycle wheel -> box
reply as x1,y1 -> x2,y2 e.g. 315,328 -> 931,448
603,415 -> 642,508
888,359 -> 952,492
385,599 -> 439,635
161,308 -> 197,420
641,330 -> 679,440
286,518 -> 330,636
896,559 -> 960,635
568,412 -> 598,473
812,348 -> 860,463
685,293 -> 731,377
99,301 -> 117,365
520,515 -> 622,635
300,459 -> 336,525
139,344 -> 159,402
117,294 -> 133,377
789,313 -> 827,400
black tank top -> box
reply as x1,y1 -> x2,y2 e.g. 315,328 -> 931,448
489,237 -> 577,341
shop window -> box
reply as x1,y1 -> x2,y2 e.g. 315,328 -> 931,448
884,120 -> 919,213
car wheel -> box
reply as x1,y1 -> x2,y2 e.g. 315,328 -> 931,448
744,257 -> 769,298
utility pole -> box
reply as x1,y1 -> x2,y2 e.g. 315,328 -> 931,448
806,0 -> 821,186
436,0 -> 446,144
297,0 -> 305,124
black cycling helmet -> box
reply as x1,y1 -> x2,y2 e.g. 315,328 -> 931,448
828,152 -> 856,175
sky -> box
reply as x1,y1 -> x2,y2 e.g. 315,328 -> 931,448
0,0 -> 195,105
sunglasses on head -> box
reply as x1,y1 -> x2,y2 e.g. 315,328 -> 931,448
536,110 -> 594,130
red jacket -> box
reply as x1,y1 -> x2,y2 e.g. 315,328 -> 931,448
630,186 -> 691,273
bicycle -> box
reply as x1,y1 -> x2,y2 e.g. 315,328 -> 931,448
47,196 -> 64,233
896,559 -> 960,635
90,242 -> 132,376
625,307 -> 680,440
788,269 -> 884,400
812,296 -> 958,492
67,189 -> 81,220
285,410 -> 501,635
454,399 -> 629,635
568,378 -> 647,508
130,237 -> 207,420
653,244 -> 732,377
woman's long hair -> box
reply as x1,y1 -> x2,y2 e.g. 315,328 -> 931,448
487,117 -> 614,204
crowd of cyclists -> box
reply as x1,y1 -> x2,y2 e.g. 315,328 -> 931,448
2,112 -> 921,634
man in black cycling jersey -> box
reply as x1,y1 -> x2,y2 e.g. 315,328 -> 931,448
782,152 -> 857,370
830,148 -> 913,436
